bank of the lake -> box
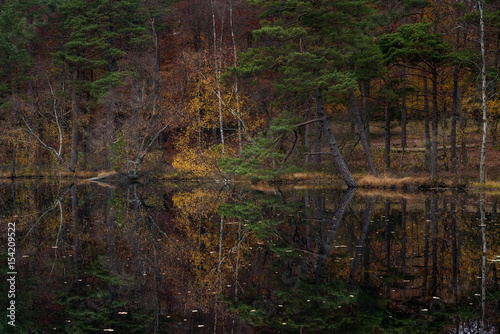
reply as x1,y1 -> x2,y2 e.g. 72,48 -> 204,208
3,168 -> 500,194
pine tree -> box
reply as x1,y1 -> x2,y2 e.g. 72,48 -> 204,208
237,0 -> 384,186
52,0 -> 144,169
379,22 -> 452,179
0,0 -> 33,106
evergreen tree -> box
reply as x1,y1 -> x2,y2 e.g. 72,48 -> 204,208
238,0 -> 384,186
52,0 -> 144,169
379,22 -> 452,178
0,0 -> 34,106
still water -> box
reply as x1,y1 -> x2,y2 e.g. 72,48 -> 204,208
1,180 -> 499,333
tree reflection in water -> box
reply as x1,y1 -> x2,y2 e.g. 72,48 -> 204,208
0,181 -> 499,333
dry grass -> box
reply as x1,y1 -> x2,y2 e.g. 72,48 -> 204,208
470,181 -> 500,195
278,171 -> 342,183
471,180 -> 500,189
0,167 -> 104,180
355,188 -> 430,199
250,183 -> 282,192
356,174 -> 434,190
271,171 -> 447,191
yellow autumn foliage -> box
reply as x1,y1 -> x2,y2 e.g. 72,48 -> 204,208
172,147 -> 223,178
172,188 -> 226,218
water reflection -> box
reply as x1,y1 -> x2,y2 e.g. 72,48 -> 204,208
0,180 -> 499,333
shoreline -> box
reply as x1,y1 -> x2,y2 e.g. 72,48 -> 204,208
1,170 -> 500,194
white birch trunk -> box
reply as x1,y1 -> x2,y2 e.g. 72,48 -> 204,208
211,0 -> 225,155
230,0 -> 242,155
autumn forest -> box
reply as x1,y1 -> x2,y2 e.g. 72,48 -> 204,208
3,1 -> 500,333
1,0 -> 500,187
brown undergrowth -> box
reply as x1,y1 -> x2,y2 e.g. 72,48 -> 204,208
356,174 -> 433,189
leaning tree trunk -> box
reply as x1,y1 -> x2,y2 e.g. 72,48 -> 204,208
316,187 -> 356,284
316,92 -> 356,187
349,90 -> 378,177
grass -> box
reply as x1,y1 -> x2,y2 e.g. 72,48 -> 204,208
471,180 -> 500,189
356,174 -> 435,190
274,170 -> 463,191
275,172 -> 461,190
470,181 -> 500,195
278,171 -> 342,183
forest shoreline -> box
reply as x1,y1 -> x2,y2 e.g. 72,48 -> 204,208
2,169 -> 500,194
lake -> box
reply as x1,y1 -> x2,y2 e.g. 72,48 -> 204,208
1,180 -> 499,333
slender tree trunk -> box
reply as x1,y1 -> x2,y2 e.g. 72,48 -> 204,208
316,92 -> 356,187
211,0 -> 225,155
401,13 -> 407,150
71,184 -> 79,263
384,97 -> 391,171
451,198 -> 458,302
349,90 -> 378,176
401,198 -> 407,275
424,75 -> 431,171
305,106 -> 312,164
11,142 -> 16,178
493,34 -> 500,148
451,26 -> 461,173
479,0 -> 488,184
360,80 -> 371,146
234,219 -> 242,301
348,196 -> 377,285
151,17 -> 160,116
459,86 -> 467,165
451,67 -> 459,173
480,192 -> 487,332
314,111 -> 322,165
401,67 -> 407,149
107,15 -> 117,168
229,0 -> 242,155
305,190 -> 312,262
385,200 -> 391,270
440,89 -> 448,171
70,71 -> 79,170
431,196 -> 438,296
431,67 -> 439,179
423,198 -> 431,295
11,179 -> 16,218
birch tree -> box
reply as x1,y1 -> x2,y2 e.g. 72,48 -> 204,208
22,79 -> 75,172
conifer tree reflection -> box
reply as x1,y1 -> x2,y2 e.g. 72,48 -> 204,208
316,188 -> 356,284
